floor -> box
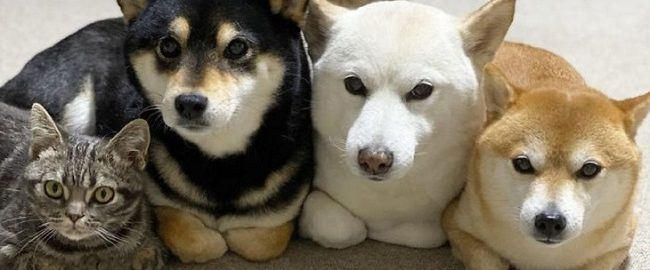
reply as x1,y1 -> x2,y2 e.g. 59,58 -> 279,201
0,0 -> 648,269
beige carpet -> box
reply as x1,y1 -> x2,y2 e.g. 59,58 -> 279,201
0,0 -> 648,269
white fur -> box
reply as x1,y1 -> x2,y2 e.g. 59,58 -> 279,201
300,2 -> 485,248
61,75 -> 96,135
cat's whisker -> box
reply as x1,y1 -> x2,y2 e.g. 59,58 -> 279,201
17,225 -> 51,255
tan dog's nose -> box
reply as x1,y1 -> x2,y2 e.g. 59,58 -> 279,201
358,147 -> 393,176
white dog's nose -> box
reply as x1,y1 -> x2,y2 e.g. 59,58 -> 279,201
358,147 -> 394,177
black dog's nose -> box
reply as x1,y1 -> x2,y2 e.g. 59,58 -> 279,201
175,94 -> 208,120
358,147 -> 394,176
534,213 -> 567,239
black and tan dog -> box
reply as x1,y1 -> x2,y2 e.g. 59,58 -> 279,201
0,0 -> 312,263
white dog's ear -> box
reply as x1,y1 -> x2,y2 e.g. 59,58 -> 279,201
482,65 -> 517,122
304,0 -> 349,60
615,91 -> 650,137
269,0 -> 310,25
460,0 -> 515,70
117,0 -> 149,23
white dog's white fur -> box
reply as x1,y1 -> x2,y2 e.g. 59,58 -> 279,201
300,0 -> 515,248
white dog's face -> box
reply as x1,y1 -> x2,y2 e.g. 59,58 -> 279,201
311,2 -> 482,181
478,89 -> 641,246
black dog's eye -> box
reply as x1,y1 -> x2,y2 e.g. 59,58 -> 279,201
577,161 -> 602,179
158,37 -> 181,59
512,156 -> 535,174
406,82 -> 434,101
344,76 -> 367,96
224,39 -> 249,60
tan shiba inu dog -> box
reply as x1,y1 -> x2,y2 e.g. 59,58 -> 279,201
443,42 -> 650,270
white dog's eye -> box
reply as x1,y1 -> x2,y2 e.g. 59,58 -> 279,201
406,82 -> 434,101
512,155 -> 535,174
577,161 -> 601,180
344,76 -> 368,96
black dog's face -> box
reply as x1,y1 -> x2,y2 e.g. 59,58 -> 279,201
123,0 -> 302,154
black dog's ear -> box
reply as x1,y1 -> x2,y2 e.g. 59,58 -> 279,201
117,0 -> 149,23
304,0 -> 349,60
269,0 -> 310,25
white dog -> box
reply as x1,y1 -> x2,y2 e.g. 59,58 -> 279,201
299,0 -> 515,248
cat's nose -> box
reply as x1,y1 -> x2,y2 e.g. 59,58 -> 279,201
66,213 -> 83,223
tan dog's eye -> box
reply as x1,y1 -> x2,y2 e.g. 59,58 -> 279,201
577,161 -> 601,180
158,36 -> 181,59
512,156 -> 535,174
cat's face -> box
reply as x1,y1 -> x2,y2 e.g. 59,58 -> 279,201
23,104 -> 150,243
25,141 -> 141,241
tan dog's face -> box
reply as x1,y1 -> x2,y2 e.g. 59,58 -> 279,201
478,72 -> 650,246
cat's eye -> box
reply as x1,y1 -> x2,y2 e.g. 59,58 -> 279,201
93,187 -> 115,204
406,82 -> 434,101
158,36 -> 181,60
577,161 -> 602,180
44,181 -> 64,199
344,76 -> 367,96
512,156 -> 535,174
224,38 -> 249,60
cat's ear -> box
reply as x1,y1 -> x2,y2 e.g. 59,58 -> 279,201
105,119 -> 150,170
29,104 -> 65,160
117,0 -> 148,23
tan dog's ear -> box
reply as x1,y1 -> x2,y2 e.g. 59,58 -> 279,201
304,0 -> 349,60
270,0 -> 310,25
460,0 -> 515,70
117,0 -> 149,23
482,65 -> 517,123
615,91 -> 650,137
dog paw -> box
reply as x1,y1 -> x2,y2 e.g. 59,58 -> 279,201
155,207 -> 228,263
299,190 -> 367,249
225,222 -> 294,262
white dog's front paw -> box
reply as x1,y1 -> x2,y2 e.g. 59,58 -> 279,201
299,190 -> 367,249
370,222 -> 447,248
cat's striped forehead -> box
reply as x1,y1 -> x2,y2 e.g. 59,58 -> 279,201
62,139 -> 103,187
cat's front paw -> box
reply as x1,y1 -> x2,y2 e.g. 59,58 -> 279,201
131,242 -> 165,270
0,244 -> 16,267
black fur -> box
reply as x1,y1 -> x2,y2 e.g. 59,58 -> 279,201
1,0 -> 312,226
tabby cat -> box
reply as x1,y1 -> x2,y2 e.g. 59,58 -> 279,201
0,103 -> 164,270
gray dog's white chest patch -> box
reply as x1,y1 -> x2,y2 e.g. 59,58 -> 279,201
62,75 -> 96,135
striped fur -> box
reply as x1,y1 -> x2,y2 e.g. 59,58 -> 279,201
0,104 -> 164,270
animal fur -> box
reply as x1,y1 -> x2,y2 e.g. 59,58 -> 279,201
443,42 -> 650,270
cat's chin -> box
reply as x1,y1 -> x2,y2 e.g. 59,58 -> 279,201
58,229 -> 96,241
